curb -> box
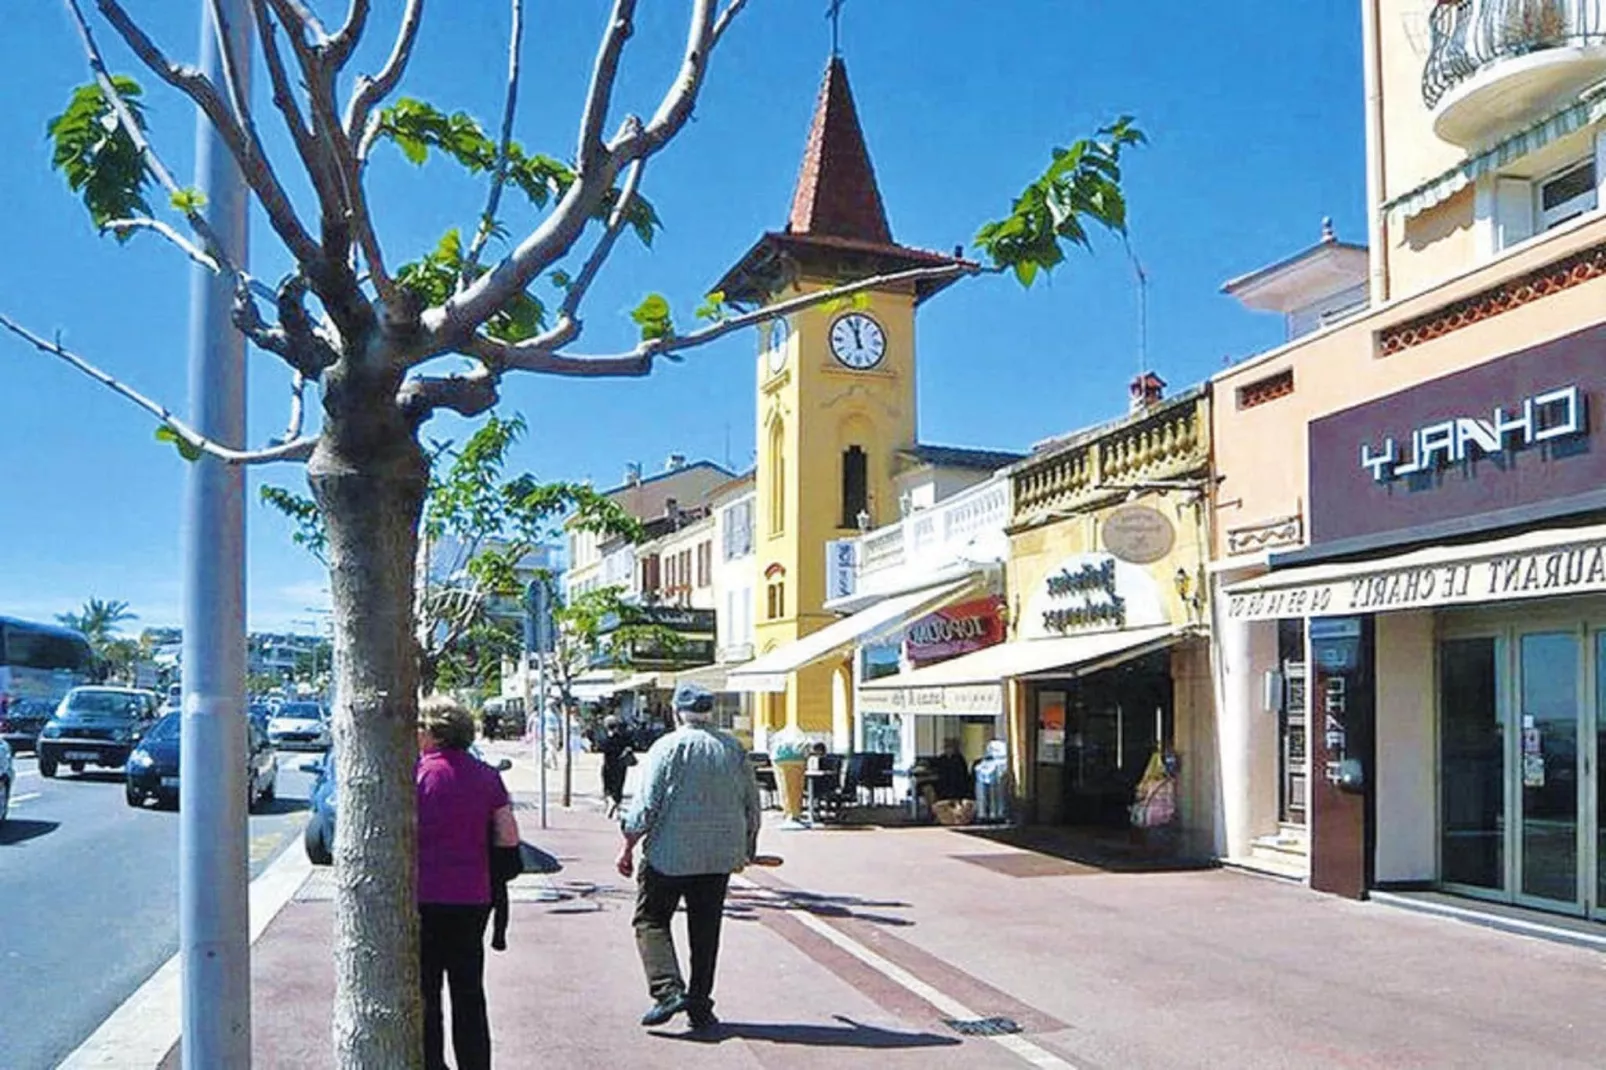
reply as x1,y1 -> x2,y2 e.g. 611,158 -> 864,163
59,837 -> 314,1069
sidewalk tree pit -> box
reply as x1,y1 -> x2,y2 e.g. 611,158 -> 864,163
5,1 -> 1140,1063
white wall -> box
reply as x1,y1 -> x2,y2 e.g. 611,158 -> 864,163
1374,610 -> 1438,884
1211,576 -> 1283,859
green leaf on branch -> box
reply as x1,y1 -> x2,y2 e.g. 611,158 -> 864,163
154,425 -> 201,462
694,291 -> 730,323
48,76 -> 153,237
260,485 -> 328,566
396,228 -> 545,338
974,116 -> 1145,287
631,293 -> 674,342
169,187 -> 206,214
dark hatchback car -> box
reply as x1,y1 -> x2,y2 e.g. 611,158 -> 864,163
0,698 -> 53,753
126,711 -> 279,810
36,687 -> 159,777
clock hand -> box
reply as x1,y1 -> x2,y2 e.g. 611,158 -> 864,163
850,319 -> 862,346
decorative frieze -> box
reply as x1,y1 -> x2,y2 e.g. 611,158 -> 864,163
1225,514 -> 1304,556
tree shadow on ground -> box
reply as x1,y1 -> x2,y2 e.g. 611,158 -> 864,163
55,770 -> 126,785
654,1014 -> 961,1048
250,796 -> 309,816
722,886 -> 914,928
952,824 -> 1217,874
0,819 -> 60,846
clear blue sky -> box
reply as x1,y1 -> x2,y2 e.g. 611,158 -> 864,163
0,1 -> 1365,634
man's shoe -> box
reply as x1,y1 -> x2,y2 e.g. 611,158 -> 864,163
687,1010 -> 720,1033
640,993 -> 688,1027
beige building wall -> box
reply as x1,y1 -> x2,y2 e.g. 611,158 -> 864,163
1373,609 -> 1437,884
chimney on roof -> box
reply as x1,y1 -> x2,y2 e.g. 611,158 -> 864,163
1129,371 -> 1166,414
625,462 -> 642,486
666,453 -> 686,472
665,497 -> 680,523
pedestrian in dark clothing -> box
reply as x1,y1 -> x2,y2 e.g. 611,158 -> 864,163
598,714 -> 635,818
931,737 -> 973,801
617,683 -> 761,1033
417,696 -> 521,1070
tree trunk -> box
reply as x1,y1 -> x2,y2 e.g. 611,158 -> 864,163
309,365 -> 430,1069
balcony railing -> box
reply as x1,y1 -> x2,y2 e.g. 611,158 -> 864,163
1423,0 -> 1606,108
846,477 -> 1012,593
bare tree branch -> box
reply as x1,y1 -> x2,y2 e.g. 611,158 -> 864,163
249,0 -> 344,215
462,0 -> 526,282
397,367 -> 501,421
577,0 -> 637,175
327,0 -> 370,69
711,0 -> 750,45
105,217 -> 221,273
523,158 -> 645,353
93,0 -> 322,267
612,0 -> 718,158
0,313 -> 315,465
346,0 -> 425,150
474,260 -> 982,380
279,371 -> 308,443
266,0 -> 327,41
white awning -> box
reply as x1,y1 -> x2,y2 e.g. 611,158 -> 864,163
569,672 -> 659,701
1220,523 -> 1606,624
857,624 -> 1184,715
671,663 -> 730,693
726,579 -> 974,694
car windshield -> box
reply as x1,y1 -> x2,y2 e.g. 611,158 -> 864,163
61,690 -> 146,719
145,713 -> 181,742
277,703 -> 323,720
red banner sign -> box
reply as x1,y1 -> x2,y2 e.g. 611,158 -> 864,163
904,597 -> 1004,665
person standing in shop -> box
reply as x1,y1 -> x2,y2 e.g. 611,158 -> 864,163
616,682 -> 761,1033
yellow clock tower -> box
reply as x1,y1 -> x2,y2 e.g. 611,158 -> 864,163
714,58 -> 966,737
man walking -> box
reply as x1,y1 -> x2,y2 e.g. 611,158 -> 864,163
617,682 -> 761,1032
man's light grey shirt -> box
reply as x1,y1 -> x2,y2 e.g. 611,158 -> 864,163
623,724 -> 761,877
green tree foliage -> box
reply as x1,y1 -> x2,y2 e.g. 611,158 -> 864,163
46,77 -> 151,236
57,597 -> 139,682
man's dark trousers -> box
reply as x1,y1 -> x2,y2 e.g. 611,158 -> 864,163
633,864 -> 731,1016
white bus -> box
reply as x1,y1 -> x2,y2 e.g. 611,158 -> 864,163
0,617 -> 94,750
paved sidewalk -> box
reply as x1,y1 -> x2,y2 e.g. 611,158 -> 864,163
169,743 -> 1606,1068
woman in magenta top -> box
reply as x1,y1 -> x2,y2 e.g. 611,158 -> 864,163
416,696 -> 520,1070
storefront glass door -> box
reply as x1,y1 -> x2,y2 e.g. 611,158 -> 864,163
1440,637 -> 1504,892
1516,633 -> 1580,908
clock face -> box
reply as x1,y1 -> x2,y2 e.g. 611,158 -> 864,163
766,317 -> 790,374
829,313 -> 886,370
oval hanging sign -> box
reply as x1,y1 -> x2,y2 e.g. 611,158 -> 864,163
1101,504 -> 1175,565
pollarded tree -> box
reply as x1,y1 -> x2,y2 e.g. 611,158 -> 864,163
1,2 -> 1141,1063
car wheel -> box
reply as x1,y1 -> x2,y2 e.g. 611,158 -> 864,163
260,768 -> 277,801
69,762 -> 84,774
38,755 -> 57,778
304,815 -> 332,866
0,776 -> 10,824
125,784 -> 144,808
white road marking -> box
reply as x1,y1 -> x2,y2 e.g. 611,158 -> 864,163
737,878 -> 1080,1070
10,792 -> 40,805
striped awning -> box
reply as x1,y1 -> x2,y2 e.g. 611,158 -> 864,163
1384,82 -> 1606,224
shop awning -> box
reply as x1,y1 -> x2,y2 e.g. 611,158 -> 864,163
568,672 -> 659,702
671,663 -> 731,693
726,579 -> 974,694
857,624 -> 1184,715
1384,81 -> 1606,224
1220,522 -> 1606,623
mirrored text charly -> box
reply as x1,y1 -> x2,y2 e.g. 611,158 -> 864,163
1358,385 -> 1585,483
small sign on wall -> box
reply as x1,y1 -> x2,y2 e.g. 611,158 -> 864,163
825,539 -> 857,600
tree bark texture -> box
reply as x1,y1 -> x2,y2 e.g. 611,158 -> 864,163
309,358 -> 430,1069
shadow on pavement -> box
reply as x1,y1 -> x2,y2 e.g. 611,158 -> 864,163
655,1015 -> 961,1048
723,886 -> 914,928
251,797 -> 310,816
0,819 -> 60,845
59,770 -> 126,785
952,824 -> 1218,874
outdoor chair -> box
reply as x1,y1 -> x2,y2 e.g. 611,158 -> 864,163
748,751 -> 778,809
853,752 -> 895,805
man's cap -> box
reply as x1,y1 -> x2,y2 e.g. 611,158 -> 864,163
673,682 -> 715,715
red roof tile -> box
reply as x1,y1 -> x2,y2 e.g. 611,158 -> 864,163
787,58 -> 892,244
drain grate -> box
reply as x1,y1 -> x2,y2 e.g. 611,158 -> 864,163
943,1016 -> 1021,1037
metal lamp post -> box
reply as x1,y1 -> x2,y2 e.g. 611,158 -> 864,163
178,0 -> 253,1066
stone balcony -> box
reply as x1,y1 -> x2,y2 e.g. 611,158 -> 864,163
832,476 -> 1011,607
1012,388 -> 1210,524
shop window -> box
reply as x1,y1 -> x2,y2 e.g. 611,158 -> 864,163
841,445 -> 868,528
696,541 -> 711,588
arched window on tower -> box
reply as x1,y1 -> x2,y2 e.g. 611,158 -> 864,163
767,418 -> 785,535
841,445 -> 868,529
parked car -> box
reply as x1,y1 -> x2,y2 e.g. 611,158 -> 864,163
0,698 -> 53,753
301,745 -> 513,865
266,701 -> 331,750
0,738 -> 12,824
125,711 -> 278,810
36,686 -> 160,777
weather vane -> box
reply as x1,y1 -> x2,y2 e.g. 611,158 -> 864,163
827,0 -> 848,56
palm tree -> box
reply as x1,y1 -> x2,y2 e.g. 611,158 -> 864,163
57,598 -> 137,649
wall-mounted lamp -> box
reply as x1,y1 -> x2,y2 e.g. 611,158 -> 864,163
856,509 -> 871,533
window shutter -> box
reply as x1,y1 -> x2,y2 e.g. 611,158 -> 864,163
1495,176 -> 1534,249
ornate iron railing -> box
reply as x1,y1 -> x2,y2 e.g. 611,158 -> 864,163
1423,0 -> 1606,109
